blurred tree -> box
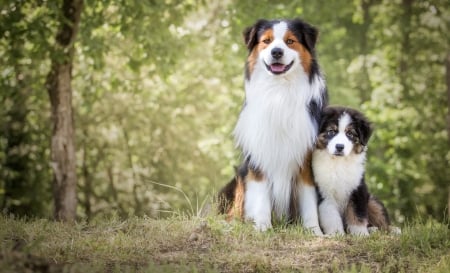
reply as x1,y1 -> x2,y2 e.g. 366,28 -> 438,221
446,52 -> 450,218
46,0 -> 83,222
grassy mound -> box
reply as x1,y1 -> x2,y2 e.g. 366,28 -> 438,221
0,215 -> 449,272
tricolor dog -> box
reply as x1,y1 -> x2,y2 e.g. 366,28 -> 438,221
312,106 -> 392,236
218,18 -> 328,234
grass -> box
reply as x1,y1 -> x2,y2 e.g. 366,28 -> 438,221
0,214 -> 449,273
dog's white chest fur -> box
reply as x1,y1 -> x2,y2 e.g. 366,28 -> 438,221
312,150 -> 365,213
234,72 -> 324,217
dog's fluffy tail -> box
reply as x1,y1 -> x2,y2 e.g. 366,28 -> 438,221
217,177 -> 237,214
367,195 -> 391,230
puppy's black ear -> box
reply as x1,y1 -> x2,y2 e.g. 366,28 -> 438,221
357,117 -> 373,146
318,106 -> 335,132
243,19 -> 268,51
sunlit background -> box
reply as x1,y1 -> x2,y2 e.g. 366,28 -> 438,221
1,0 -> 449,224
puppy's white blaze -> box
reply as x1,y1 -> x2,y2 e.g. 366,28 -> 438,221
328,133 -> 353,156
312,149 -> 366,214
347,224 -> 369,236
244,180 -> 272,231
319,200 -> 345,235
298,183 -> 323,235
339,113 -> 351,131
328,113 -> 353,156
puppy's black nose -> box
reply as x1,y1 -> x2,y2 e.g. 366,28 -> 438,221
271,48 -> 283,59
335,144 -> 344,152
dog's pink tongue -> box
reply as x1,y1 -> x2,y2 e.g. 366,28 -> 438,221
270,64 -> 286,72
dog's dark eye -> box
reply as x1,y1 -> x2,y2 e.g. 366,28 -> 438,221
346,131 -> 356,139
326,130 -> 336,137
262,38 -> 272,44
286,39 -> 294,45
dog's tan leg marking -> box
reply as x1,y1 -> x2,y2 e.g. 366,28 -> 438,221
345,202 -> 369,236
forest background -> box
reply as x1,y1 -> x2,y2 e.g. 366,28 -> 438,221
1,0 -> 449,225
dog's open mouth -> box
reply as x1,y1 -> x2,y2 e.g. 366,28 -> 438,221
265,61 -> 294,75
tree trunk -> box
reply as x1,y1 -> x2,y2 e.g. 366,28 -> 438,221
46,0 -> 83,222
446,52 -> 450,218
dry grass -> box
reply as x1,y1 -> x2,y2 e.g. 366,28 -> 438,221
0,214 -> 449,273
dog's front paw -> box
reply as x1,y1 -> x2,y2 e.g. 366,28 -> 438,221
253,218 -> 272,232
324,229 -> 345,237
368,226 -> 379,234
347,225 -> 369,236
307,226 -> 324,236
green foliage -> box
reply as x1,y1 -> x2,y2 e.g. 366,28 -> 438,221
0,0 -> 54,217
0,0 -> 449,222
360,0 -> 450,221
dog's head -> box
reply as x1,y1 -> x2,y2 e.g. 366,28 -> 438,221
243,19 -> 318,80
316,106 -> 373,157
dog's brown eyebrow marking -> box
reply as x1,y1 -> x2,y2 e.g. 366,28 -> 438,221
285,30 -> 312,74
325,124 -> 338,132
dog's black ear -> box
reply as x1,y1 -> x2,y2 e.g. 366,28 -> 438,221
243,19 -> 268,51
357,117 -> 373,146
303,23 -> 319,52
291,18 -> 319,52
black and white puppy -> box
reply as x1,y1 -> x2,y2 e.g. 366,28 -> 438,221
312,106 -> 390,236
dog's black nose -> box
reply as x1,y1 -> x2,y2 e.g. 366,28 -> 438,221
271,48 -> 283,59
335,144 -> 344,152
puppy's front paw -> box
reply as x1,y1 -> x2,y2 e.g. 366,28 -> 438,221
308,226 -> 324,236
347,225 -> 369,236
368,226 -> 379,234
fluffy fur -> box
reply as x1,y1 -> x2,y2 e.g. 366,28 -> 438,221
312,106 -> 391,236
218,19 -> 328,234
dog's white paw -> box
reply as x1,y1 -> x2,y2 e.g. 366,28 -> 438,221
307,226 -> 324,236
368,226 -> 379,234
253,219 -> 272,232
347,225 -> 369,236
326,229 -> 346,236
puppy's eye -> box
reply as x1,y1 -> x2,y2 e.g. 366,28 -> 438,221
346,131 -> 356,139
286,39 -> 294,45
262,38 -> 272,44
326,130 -> 336,137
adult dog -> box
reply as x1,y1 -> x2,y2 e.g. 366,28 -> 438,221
312,106 -> 391,235
218,18 -> 328,234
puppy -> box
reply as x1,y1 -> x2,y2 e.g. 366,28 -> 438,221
312,106 -> 391,236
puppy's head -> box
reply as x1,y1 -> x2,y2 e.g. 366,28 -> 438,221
316,106 -> 373,157
243,19 -> 318,79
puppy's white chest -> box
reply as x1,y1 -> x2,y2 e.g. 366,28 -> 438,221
312,150 -> 365,212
